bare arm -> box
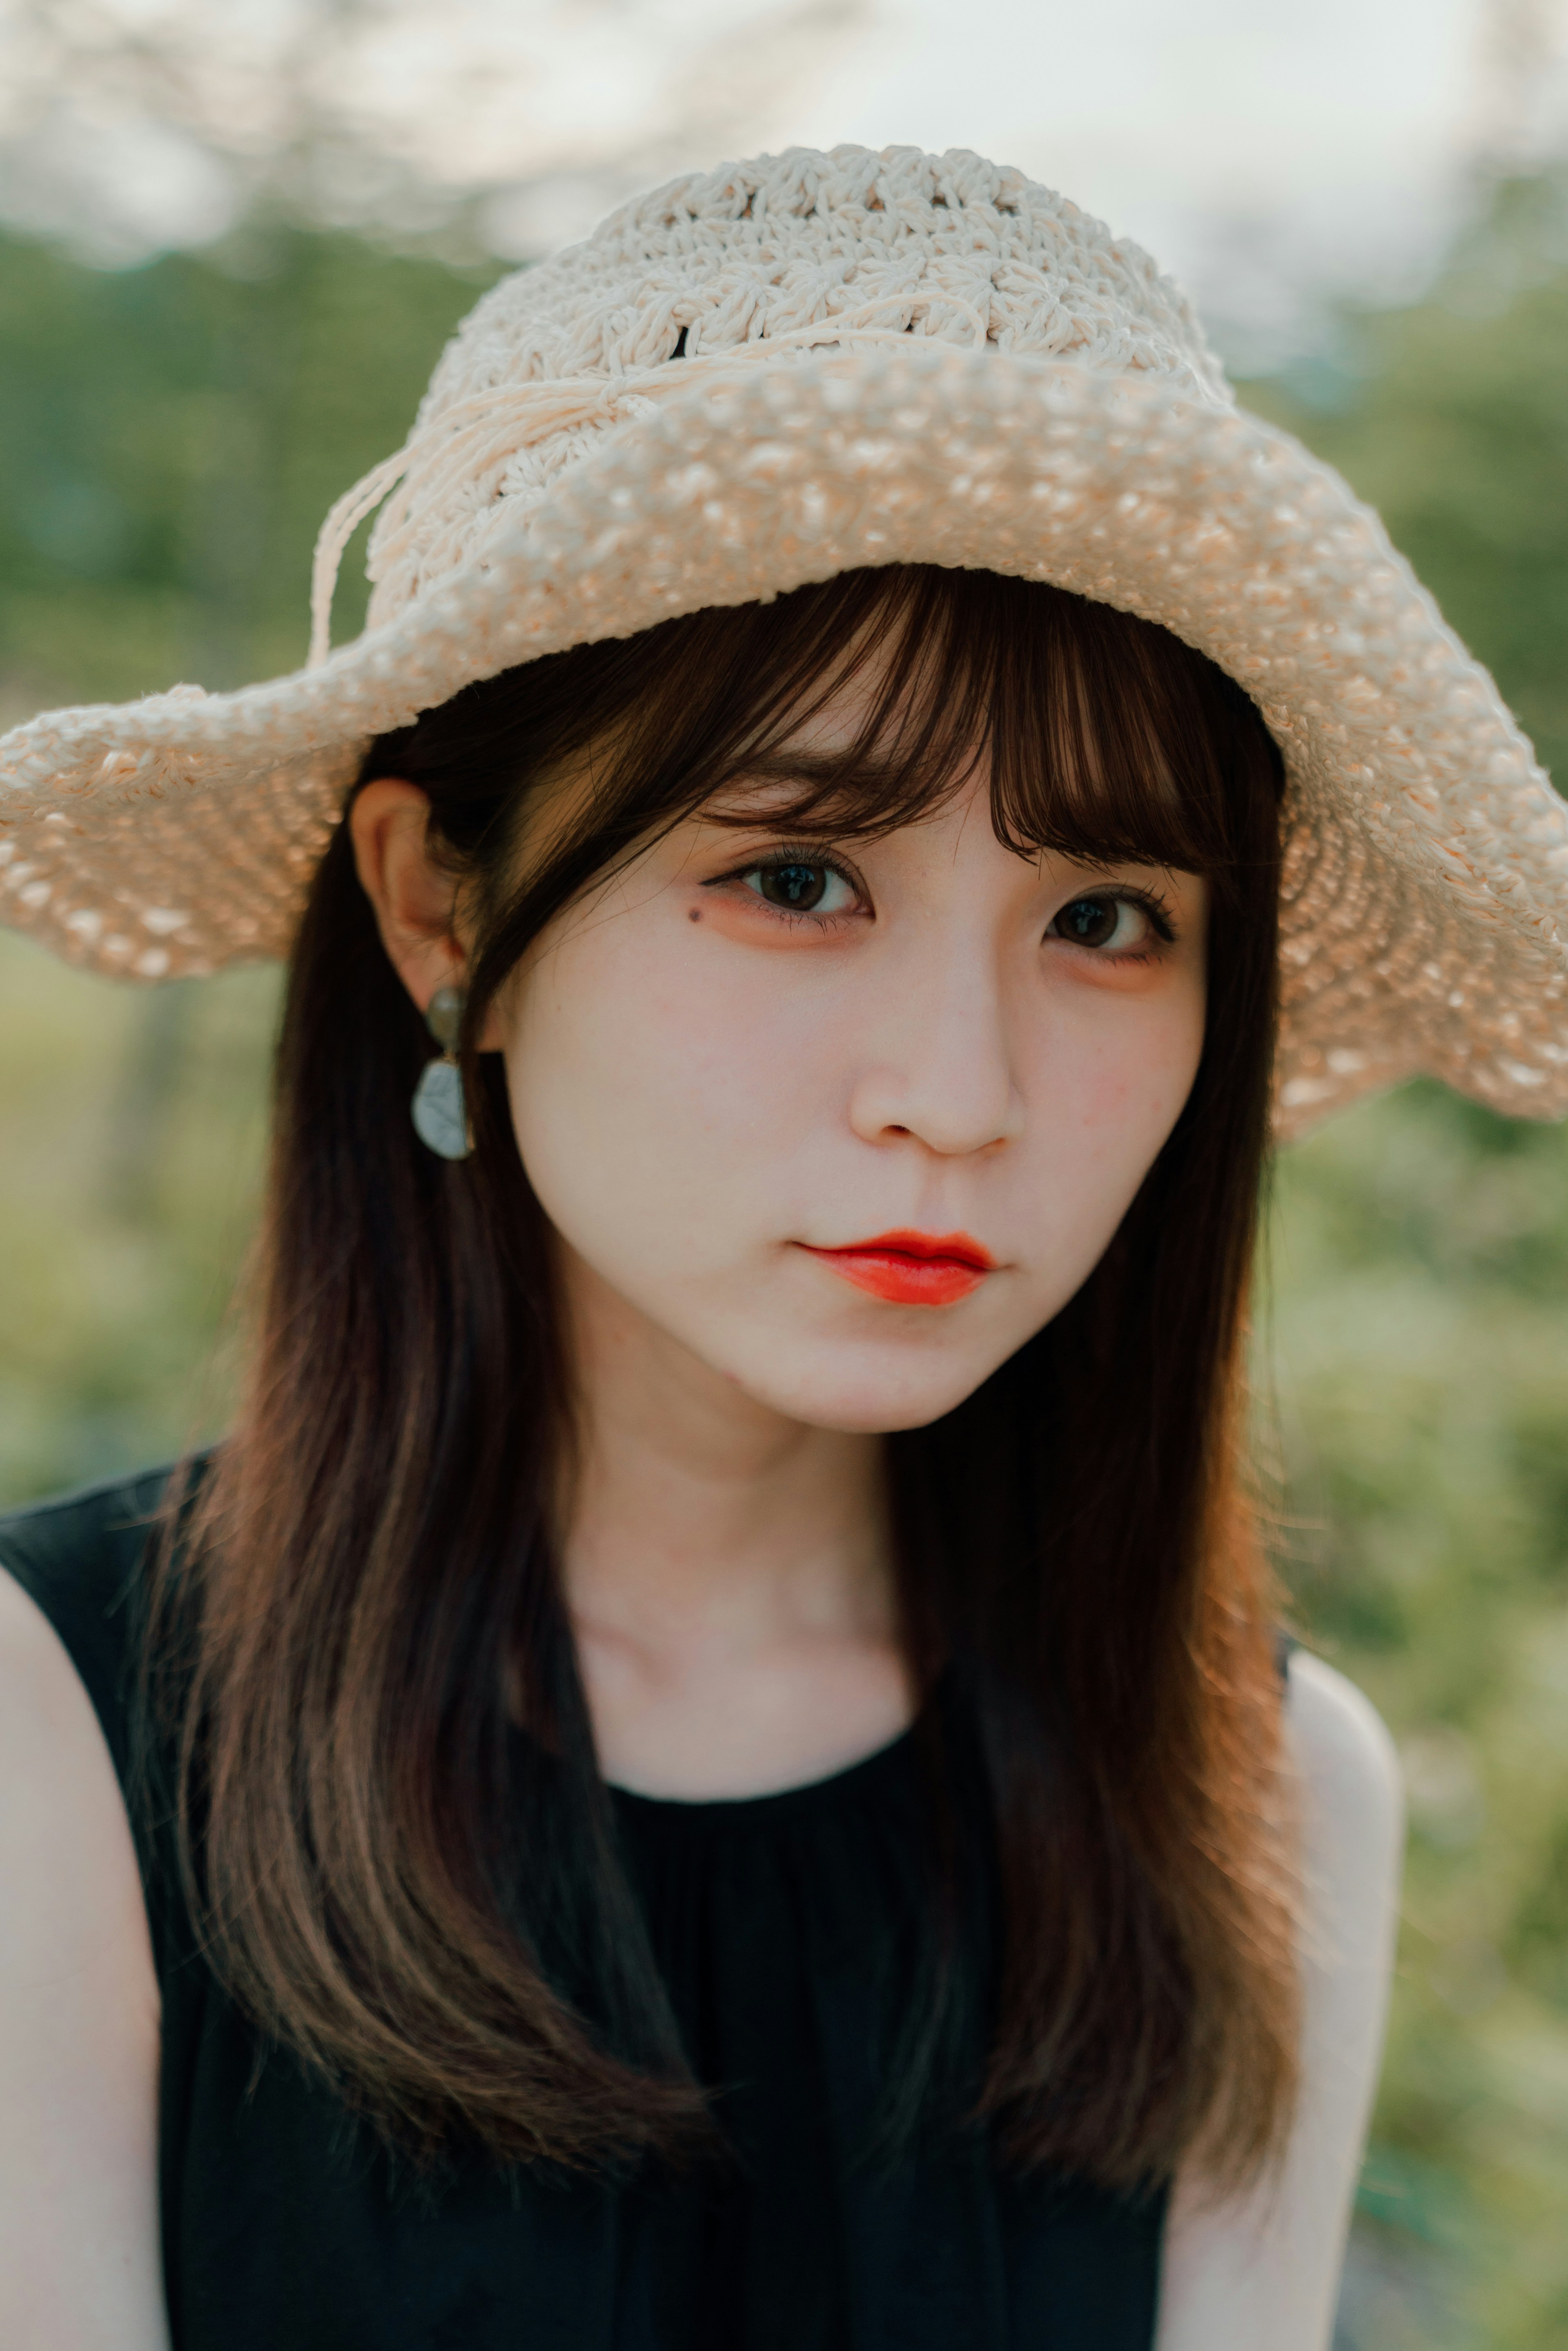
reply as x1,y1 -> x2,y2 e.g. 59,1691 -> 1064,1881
0,1566 -> 168,2350
1156,1651 -> 1404,2351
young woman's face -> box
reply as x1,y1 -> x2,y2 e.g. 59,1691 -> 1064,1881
498,673 -> 1210,1435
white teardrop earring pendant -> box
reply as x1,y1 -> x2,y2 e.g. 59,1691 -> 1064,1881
411,983 -> 474,1161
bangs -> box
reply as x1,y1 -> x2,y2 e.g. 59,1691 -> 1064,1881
528,566 -> 1282,907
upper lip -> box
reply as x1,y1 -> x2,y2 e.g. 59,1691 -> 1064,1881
808,1229 -> 996,1270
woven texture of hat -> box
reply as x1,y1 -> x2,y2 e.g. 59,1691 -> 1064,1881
350,145 -> 1232,640
2,142 -> 1567,1139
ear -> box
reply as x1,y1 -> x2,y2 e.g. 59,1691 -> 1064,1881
349,780 -> 507,1049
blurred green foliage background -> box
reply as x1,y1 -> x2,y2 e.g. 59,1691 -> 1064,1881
2,182 -> 1568,2349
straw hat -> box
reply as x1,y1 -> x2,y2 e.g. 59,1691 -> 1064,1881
2,143 -> 1565,1138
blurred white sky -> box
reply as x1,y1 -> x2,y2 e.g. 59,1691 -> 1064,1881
807,0 -> 1562,343
3,0 -> 1567,361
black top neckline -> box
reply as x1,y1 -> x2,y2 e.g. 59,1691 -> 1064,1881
606,1710 -> 923,1826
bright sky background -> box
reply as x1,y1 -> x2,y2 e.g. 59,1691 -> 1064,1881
4,0 -> 1568,360
805,0 -> 1516,330
488,0 -> 1568,358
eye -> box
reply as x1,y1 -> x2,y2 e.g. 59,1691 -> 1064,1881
742,859 -> 858,916
1048,894 -> 1158,952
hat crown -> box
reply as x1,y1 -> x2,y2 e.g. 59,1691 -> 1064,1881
426,143 -> 1231,413
357,145 -> 1232,635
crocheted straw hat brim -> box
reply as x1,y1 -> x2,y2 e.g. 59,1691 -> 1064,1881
3,274 -> 1566,1145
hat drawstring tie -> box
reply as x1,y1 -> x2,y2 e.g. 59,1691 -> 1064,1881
308,446 -> 420,669
305,294 -> 993,671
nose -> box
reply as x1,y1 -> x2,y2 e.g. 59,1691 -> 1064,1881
846,930 -> 1025,1157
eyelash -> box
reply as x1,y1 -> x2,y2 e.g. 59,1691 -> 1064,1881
706,848 -> 1179,957
1049,886 -> 1178,962
705,842 -> 869,929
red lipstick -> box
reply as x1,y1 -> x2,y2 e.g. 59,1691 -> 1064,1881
799,1229 -> 996,1307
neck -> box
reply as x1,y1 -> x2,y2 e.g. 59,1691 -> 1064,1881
554,1243 -> 912,1798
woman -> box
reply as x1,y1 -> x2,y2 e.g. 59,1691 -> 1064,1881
1,143 -> 1559,2351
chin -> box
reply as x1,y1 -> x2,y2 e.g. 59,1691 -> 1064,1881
728,1340 -> 1003,1435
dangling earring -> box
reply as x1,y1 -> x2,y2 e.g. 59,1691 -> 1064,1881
411,984 -> 473,1161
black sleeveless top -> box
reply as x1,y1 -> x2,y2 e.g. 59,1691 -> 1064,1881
0,1466 -> 1166,2350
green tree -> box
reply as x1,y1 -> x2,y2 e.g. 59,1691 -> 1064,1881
0,221 -> 498,1492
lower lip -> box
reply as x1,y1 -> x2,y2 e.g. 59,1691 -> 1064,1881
798,1246 -> 991,1307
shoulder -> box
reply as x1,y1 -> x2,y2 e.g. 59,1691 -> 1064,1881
0,1507 -> 169,2346
1157,1655 -> 1403,2351
0,1457 -> 187,1957
0,1457 -> 180,1581
0,1551 -> 138,1822
1284,1650 -> 1405,1912
0,1456 -> 179,1910
0,1459 -> 194,1786
1284,1647 -> 1399,1787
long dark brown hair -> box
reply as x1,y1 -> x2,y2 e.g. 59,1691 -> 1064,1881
154,564 -> 1295,2193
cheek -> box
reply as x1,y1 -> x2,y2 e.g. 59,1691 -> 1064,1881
1016,979 -> 1205,1273
501,917 -> 825,1269
1077,996 -> 1203,1140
